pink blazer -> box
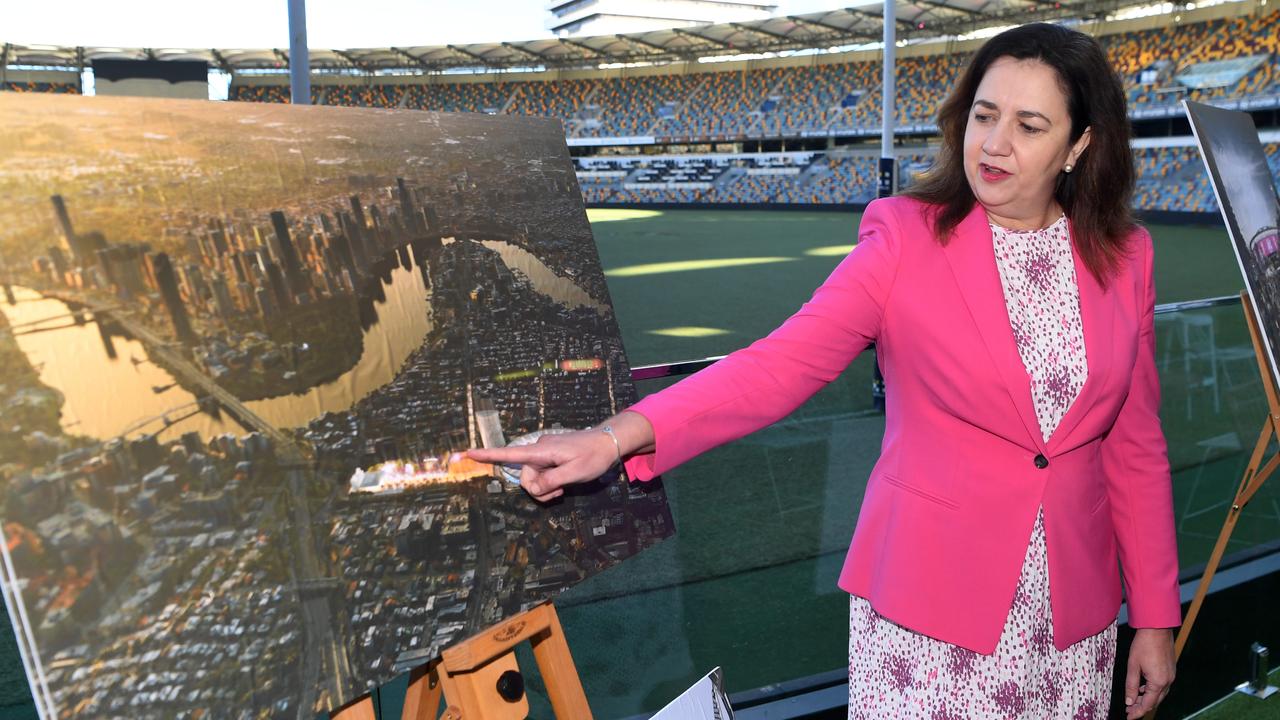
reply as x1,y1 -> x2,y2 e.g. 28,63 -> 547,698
622,195 -> 1182,654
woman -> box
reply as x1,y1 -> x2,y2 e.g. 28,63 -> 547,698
471,22 -> 1180,719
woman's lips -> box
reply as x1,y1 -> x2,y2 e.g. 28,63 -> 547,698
979,163 -> 1011,182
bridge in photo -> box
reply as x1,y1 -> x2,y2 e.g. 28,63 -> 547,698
42,287 -> 358,718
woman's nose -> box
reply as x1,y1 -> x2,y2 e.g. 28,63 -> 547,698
982,122 -> 1013,156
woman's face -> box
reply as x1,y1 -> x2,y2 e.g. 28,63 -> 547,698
962,56 -> 1092,229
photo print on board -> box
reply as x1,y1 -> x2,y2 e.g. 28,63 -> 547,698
0,92 -> 673,719
1184,100 -> 1280,386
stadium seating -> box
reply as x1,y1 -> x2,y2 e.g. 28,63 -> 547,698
1179,10 -> 1280,67
789,155 -> 878,204
762,62 -> 882,135
661,69 -> 776,138
2,81 -> 79,94
577,151 -> 883,206
583,74 -> 701,138
322,84 -> 405,109
1102,20 -> 1222,80
225,10 -> 1279,139
570,142 -> 1279,213
1132,146 -> 1217,213
610,186 -> 707,203
577,176 -> 619,204
407,81 -> 511,113
1111,12 -> 1280,111
229,85 -> 293,103
10,9 -> 1269,214
507,78 -> 598,133
893,55 -> 967,127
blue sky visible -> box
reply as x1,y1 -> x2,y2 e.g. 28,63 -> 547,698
5,1 -> 857,49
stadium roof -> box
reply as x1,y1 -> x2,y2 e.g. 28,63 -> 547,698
2,0 -> 1133,74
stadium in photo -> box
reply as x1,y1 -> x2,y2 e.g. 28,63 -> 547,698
2,0 -> 1280,717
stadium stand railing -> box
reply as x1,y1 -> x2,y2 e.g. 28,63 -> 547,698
572,142 -> 1279,212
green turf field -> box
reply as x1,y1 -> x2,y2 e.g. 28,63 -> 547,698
589,208 -> 1243,366
0,208 -> 1273,720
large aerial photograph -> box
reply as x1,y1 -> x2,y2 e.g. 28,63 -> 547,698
0,92 -> 673,719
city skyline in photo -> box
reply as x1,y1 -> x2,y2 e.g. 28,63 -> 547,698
0,92 -> 673,718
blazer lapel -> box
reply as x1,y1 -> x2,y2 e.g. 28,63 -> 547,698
941,203 -> 1046,454
1046,218 -> 1114,452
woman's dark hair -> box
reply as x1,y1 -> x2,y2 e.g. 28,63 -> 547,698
904,22 -> 1136,285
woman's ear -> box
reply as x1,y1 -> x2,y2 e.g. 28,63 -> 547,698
1068,126 -> 1093,167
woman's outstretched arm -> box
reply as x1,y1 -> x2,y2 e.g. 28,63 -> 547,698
470,197 -> 904,500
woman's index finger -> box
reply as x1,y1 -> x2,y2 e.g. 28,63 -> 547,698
467,446 -> 552,466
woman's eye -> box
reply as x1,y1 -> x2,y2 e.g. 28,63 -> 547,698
1020,123 -> 1044,134
974,113 -> 992,122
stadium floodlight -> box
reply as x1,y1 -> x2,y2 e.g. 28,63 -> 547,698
698,51 -> 780,63
955,23 -> 1018,41
1105,0 -> 1244,20
596,61 -> 657,69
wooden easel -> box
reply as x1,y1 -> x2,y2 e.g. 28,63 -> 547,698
1174,292 -> 1280,661
332,601 -> 592,720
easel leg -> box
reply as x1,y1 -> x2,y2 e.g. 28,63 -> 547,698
1175,418 -> 1271,658
402,661 -> 443,720
1175,507 -> 1243,659
530,604 -> 592,718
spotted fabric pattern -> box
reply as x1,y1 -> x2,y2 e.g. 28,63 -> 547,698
990,214 -> 1089,443
846,215 -> 1117,719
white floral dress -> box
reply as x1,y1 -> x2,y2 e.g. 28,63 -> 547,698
847,215 -> 1118,719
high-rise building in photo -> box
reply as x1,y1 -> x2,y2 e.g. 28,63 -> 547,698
269,210 -> 310,298
148,252 -> 196,343
50,194 -> 81,261
95,244 -> 149,299
46,246 -> 70,278
473,395 -> 507,451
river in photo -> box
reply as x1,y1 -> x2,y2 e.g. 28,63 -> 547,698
242,260 -> 434,428
1,286 -> 244,442
0,238 -> 605,445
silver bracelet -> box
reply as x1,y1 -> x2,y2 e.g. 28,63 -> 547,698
599,425 -> 622,468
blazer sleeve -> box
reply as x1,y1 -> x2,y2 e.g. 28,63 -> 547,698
1100,229 -> 1182,629
622,197 -> 904,481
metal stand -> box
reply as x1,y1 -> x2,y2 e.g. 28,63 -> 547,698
1235,643 -> 1278,699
